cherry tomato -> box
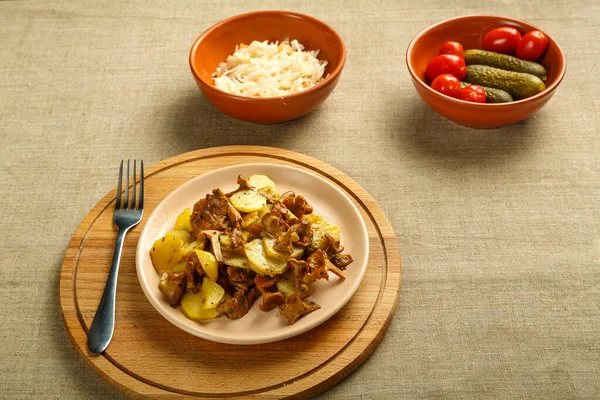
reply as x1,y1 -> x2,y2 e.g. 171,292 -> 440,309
458,84 -> 486,103
482,26 -> 522,54
425,54 -> 467,81
516,30 -> 549,61
430,74 -> 461,98
439,41 -> 464,58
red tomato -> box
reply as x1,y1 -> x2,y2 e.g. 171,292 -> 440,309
458,85 -> 486,103
516,30 -> 549,61
482,27 -> 522,54
425,54 -> 467,81
439,41 -> 464,58
430,74 -> 461,98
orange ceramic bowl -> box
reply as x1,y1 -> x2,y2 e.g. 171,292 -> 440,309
406,15 -> 566,128
189,10 -> 346,124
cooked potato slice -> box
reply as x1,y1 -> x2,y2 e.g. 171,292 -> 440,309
200,277 -> 225,309
303,214 -> 341,250
150,236 -> 184,272
180,292 -> 220,321
174,207 -> 192,232
262,237 -> 304,260
194,250 -> 219,282
241,206 -> 271,228
230,190 -> 267,213
182,240 -> 205,255
257,205 -> 271,218
241,211 -> 260,228
241,230 -> 250,241
171,262 -> 186,273
220,292 -> 231,303
165,230 -> 191,242
244,239 -> 288,276
159,272 -> 176,293
223,254 -> 251,269
219,235 -> 232,246
248,174 -> 275,190
275,270 -> 297,298
248,174 -> 278,197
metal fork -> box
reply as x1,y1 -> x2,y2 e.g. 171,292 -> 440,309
88,160 -> 144,354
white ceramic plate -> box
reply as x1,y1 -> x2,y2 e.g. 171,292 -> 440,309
136,163 -> 369,345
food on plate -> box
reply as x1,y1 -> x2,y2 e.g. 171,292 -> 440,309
463,49 -> 546,80
150,236 -> 184,272
174,208 -> 193,231
425,54 -> 467,81
464,65 -> 546,100
482,26 -> 522,54
516,30 -> 549,61
150,174 -> 353,325
439,41 -> 464,58
457,84 -> 486,103
212,40 -> 328,97
430,74 -> 461,98
459,82 -> 513,103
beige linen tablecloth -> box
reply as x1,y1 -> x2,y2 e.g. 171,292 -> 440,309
1,0 -> 598,398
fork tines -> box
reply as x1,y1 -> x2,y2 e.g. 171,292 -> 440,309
116,159 -> 144,210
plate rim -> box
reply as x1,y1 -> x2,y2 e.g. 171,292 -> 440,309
135,162 -> 370,345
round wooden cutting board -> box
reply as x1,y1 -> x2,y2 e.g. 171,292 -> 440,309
60,146 -> 401,399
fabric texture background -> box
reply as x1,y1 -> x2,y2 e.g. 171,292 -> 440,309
0,0 -> 598,398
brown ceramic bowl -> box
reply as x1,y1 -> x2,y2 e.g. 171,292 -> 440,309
406,15 -> 566,128
189,11 -> 346,124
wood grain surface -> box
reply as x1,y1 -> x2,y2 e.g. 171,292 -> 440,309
59,146 -> 401,399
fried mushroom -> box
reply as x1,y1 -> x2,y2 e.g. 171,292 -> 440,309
185,253 -> 201,294
279,294 -> 320,325
307,249 -> 346,281
273,220 -> 312,254
281,192 -> 314,219
230,228 -> 246,256
261,212 -> 284,237
169,272 -> 187,308
287,259 -> 309,290
216,290 -> 249,320
330,253 -> 353,270
254,275 -> 285,311
203,230 -> 224,263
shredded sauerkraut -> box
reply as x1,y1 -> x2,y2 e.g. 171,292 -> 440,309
213,40 -> 328,97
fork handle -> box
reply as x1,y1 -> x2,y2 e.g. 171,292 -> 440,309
88,227 -> 129,354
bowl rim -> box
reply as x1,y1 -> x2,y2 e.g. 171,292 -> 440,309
189,10 -> 346,101
406,14 -> 567,107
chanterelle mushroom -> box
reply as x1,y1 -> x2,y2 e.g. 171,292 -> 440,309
169,272 -> 187,308
185,253 -> 201,294
279,294 -> 320,325
287,258 -> 309,290
261,211 -> 284,237
281,192 -> 313,219
307,249 -> 346,280
217,290 -> 249,320
258,290 -> 285,312
225,175 -> 254,197
254,275 -> 285,311
274,220 -> 312,254
230,227 -> 246,256
191,189 -> 239,237
323,233 -> 344,257
227,203 -> 243,227
202,230 -> 224,263
330,253 -> 353,270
